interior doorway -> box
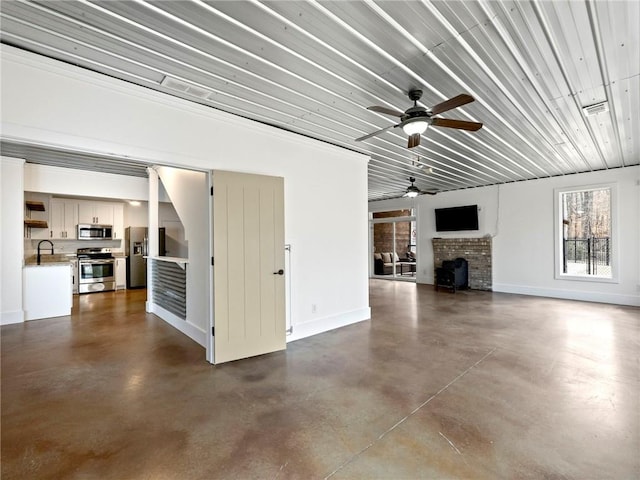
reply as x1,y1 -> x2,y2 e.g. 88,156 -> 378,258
212,170 -> 286,363
370,209 -> 417,282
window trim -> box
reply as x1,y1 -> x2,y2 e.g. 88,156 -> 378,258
554,182 -> 619,283
369,208 -> 418,282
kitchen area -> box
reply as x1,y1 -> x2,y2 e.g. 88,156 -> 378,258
23,191 -> 185,321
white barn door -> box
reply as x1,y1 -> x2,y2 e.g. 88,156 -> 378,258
213,171 -> 286,364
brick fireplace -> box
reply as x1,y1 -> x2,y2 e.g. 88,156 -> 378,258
432,237 -> 492,290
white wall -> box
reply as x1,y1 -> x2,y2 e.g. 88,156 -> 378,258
371,167 -> 639,306
369,188 -> 499,284
153,166 -> 209,342
1,157 -> 25,325
0,45 -> 370,339
24,163 -> 149,201
124,202 -> 149,228
493,168 -> 639,306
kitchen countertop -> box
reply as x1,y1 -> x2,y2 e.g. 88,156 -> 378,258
24,253 -> 76,266
24,261 -> 74,267
146,256 -> 188,264
25,253 -> 125,265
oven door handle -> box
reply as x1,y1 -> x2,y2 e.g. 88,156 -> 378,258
80,260 -> 115,265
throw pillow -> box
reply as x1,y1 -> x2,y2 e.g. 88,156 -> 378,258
381,252 -> 391,263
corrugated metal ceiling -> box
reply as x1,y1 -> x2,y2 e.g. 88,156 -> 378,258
0,141 -> 151,177
1,0 -> 638,201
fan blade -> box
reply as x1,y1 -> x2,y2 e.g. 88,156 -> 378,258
407,133 -> 421,149
367,106 -> 404,117
430,94 -> 474,115
383,193 -> 408,200
431,118 -> 483,131
420,191 -> 438,196
355,124 -> 396,142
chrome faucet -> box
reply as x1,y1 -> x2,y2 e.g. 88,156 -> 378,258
37,240 -> 54,265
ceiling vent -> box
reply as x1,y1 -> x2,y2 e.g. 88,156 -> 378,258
582,101 -> 609,116
160,76 -> 212,99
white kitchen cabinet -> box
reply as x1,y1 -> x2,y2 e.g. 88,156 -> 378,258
115,257 -> 126,290
112,203 -> 124,240
50,199 -> 78,239
23,264 -> 72,320
78,201 -> 114,225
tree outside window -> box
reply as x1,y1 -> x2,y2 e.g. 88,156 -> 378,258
557,185 -> 615,280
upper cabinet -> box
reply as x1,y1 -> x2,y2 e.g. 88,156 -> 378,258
78,201 -> 114,225
23,195 -> 125,241
112,203 -> 124,240
50,199 -> 78,239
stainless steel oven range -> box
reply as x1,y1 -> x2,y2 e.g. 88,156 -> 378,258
77,247 -> 115,294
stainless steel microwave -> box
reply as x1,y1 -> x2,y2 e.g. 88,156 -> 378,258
77,224 -> 113,240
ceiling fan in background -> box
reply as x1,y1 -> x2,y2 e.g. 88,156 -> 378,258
356,90 -> 483,148
402,177 -> 437,198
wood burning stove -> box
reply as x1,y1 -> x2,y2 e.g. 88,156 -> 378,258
435,257 -> 468,292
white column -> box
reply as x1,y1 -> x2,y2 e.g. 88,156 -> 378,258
1,157 -> 26,324
146,167 -> 159,313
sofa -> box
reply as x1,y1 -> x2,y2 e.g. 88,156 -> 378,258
373,252 -> 416,276
374,252 -> 397,275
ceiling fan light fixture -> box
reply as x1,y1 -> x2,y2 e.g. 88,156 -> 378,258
403,179 -> 420,197
402,119 -> 429,136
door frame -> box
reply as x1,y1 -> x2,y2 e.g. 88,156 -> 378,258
369,210 -> 418,282
207,171 -> 215,363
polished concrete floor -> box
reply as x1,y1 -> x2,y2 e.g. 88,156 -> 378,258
2,281 -> 639,479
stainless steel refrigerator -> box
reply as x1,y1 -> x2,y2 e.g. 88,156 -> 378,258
125,227 -> 166,288
125,227 -> 147,288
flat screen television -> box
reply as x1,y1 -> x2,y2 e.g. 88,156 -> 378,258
435,205 -> 479,232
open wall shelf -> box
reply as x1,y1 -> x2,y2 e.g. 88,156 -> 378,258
25,200 -> 48,233
25,200 -> 46,212
24,219 -> 49,228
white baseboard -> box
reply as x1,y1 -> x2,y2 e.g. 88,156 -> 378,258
287,307 -> 371,343
147,302 -> 207,347
493,283 -> 640,307
1,310 -> 24,325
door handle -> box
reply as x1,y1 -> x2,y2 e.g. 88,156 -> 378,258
273,269 -> 284,275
